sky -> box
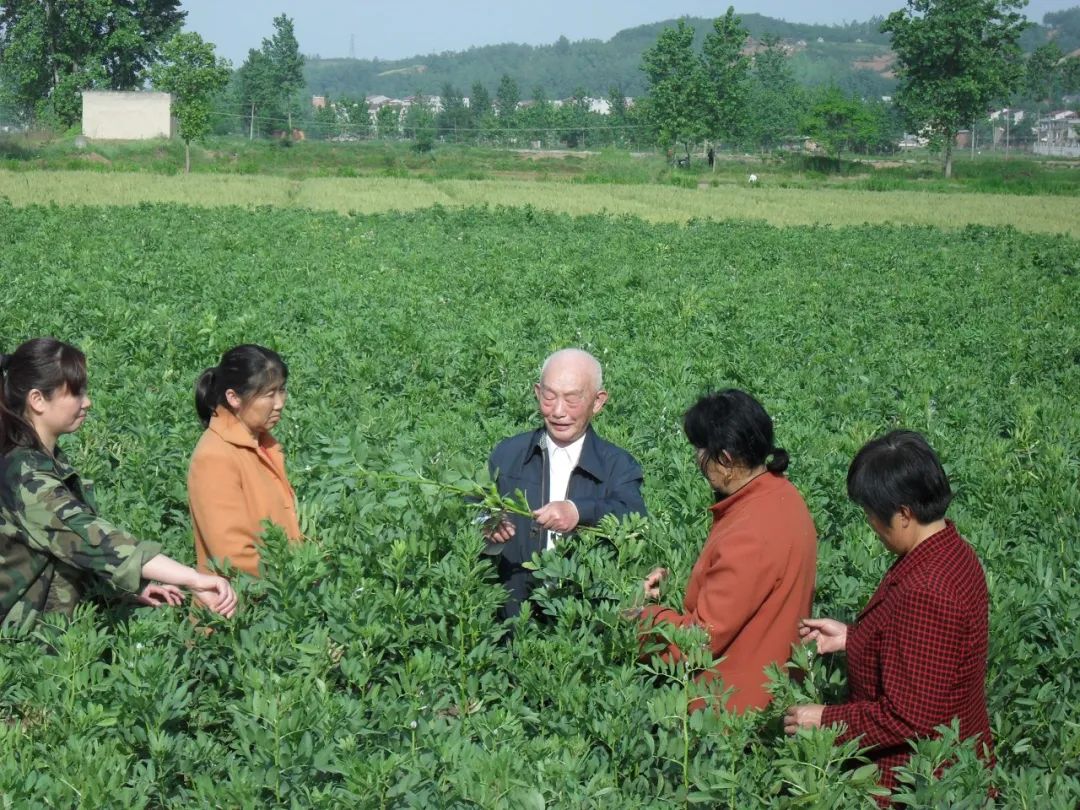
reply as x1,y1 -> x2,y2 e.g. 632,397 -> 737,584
179,0 -> 1077,65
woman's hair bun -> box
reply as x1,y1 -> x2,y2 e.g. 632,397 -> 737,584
766,447 -> 790,473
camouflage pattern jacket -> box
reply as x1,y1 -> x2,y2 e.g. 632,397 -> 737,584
0,446 -> 161,633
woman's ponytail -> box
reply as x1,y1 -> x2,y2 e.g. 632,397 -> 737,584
195,367 -> 220,428
195,345 -> 288,429
766,447 -> 790,474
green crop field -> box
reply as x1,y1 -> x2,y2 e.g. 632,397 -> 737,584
1,200 -> 1078,807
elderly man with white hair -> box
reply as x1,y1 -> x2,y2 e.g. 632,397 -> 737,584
484,348 -> 646,619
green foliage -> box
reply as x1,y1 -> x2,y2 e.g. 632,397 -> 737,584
640,20 -> 708,159
261,14 -> 305,131
744,35 -> 806,152
0,0 -> 184,126
0,202 -> 1078,805
234,48 -> 277,139
801,85 -> 898,160
1043,7 -> 1080,53
883,0 -> 1028,178
700,8 -> 751,147
495,74 -> 520,122
402,95 -> 436,153
149,32 -> 231,173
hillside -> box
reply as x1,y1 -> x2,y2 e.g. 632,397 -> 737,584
303,9 -> 1076,102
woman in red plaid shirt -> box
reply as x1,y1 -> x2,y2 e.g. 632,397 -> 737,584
783,430 -> 993,797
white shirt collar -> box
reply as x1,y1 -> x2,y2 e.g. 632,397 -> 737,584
544,431 -> 586,463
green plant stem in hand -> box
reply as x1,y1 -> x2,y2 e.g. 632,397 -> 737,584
357,467 -> 609,539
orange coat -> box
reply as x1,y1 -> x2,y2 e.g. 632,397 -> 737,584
188,408 -> 302,576
642,472 -> 817,713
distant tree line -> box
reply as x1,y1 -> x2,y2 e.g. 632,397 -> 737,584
2,1 -> 1078,175
635,3 -> 1079,175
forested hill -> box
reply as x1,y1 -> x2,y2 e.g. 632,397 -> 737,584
303,8 -> 1079,101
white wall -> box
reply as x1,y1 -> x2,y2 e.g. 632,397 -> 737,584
82,91 -> 174,140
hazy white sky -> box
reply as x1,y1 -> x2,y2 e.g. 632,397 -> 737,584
179,1 -> 1075,64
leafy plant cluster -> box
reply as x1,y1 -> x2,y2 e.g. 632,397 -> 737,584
0,203 -> 1077,806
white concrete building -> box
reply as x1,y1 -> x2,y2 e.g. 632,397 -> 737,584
81,91 -> 174,140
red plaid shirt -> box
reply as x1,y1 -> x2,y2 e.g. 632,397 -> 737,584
821,521 -> 993,794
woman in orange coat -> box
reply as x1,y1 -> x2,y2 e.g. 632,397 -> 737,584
188,345 -> 302,577
638,389 -> 818,713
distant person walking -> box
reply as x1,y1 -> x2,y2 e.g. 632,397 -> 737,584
0,338 -> 236,634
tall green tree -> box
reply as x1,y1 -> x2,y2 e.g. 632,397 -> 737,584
1064,55 -> 1080,95
235,48 -> 275,139
0,0 -> 185,126
403,92 -> 435,151
375,103 -> 400,139
882,0 -> 1027,177
495,73 -> 520,126
640,19 -> 708,162
469,81 -> 491,121
522,84 -> 554,145
801,85 -> 884,160
436,82 -> 470,140
607,85 -> 628,146
1023,42 -> 1065,107
559,86 -> 591,148
149,32 -> 230,173
745,35 -> 804,152
261,13 -> 305,132
701,7 -> 750,150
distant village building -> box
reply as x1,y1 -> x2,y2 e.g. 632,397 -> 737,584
587,98 -> 610,115
898,132 -> 929,149
988,108 -> 1024,125
1034,112 -> 1080,157
81,91 -> 174,140
311,95 -> 327,109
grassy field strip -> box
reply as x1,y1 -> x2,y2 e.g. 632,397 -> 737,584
4,169 -> 1079,236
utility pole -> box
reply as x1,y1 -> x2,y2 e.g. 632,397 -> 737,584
1005,110 -> 1011,160
349,34 -> 356,60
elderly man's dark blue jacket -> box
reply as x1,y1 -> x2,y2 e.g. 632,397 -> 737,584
486,426 -> 646,566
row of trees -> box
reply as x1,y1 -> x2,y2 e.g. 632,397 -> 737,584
636,14 -> 903,162
296,78 -> 644,150
637,2 -> 1078,176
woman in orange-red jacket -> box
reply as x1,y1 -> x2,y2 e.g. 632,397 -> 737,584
638,389 -> 818,713
188,345 -> 302,577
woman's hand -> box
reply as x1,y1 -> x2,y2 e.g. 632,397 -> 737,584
783,704 -> 824,734
643,567 -> 669,601
190,574 -> 238,618
136,583 -> 184,607
799,618 -> 848,654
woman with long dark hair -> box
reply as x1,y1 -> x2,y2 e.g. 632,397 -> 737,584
188,345 -> 302,577
0,338 -> 236,633
638,389 -> 818,713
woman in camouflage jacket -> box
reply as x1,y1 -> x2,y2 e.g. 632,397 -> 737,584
0,338 -> 237,634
